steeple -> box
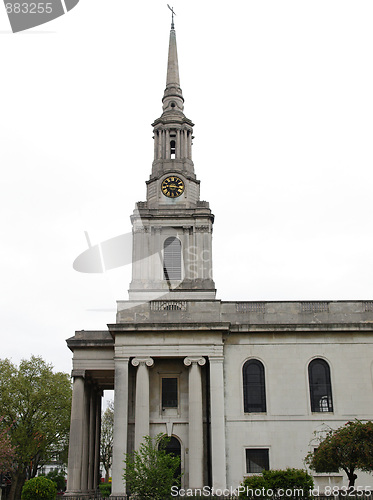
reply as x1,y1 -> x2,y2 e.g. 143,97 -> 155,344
128,17 -> 216,301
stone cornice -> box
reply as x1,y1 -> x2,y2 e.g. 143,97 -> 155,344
66,331 -> 114,351
108,322 -> 231,333
228,322 -> 373,333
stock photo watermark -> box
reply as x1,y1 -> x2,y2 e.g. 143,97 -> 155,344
73,218 -> 214,307
171,486 -> 373,497
3,0 -> 79,32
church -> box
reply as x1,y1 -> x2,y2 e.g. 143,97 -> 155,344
65,17 -> 373,498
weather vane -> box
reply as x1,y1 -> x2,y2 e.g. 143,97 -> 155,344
167,4 -> 176,29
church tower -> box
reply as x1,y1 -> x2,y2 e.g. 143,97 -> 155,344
128,20 -> 216,301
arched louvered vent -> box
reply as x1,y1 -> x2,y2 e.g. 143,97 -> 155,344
163,237 -> 181,281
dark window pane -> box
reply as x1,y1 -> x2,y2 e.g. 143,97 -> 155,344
162,378 -> 178,408
246,449 -> 269,473
243,360 -> 266,413
309,359 -> 333,412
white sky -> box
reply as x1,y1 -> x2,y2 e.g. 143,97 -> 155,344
1,0 -> 373,379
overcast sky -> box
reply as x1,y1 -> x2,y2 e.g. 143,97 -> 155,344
1,0 -> 373,381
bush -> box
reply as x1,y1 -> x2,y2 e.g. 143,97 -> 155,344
99,482 -> 112,498
123,434 -> 181,500
21,476 -> 57,500
42,470 -> 66,492
239,468 -> 314,498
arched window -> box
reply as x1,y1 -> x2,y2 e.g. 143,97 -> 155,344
164,237 -> 181,281
243,359 -> 266,413
308,358 -> 333,412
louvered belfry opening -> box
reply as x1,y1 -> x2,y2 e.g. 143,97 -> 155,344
164,237 -> 182,280
170,139 -> 176,159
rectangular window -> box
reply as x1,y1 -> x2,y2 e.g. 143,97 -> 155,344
162,377 -> 178,408
246,449 -> 269,473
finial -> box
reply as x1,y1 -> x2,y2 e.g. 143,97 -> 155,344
167,4 -> 176,29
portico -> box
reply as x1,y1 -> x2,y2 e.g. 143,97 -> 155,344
66,317 -> 229,496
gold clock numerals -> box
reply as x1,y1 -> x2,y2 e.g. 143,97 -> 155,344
161,176 -> 185,198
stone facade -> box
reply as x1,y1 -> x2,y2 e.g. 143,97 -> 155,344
65,22 -> 373,497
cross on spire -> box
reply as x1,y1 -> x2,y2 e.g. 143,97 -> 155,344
167,4 -> 176,29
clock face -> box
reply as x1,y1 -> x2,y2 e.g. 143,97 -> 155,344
161,176 -> 185,198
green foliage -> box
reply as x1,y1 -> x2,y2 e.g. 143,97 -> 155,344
100,400 -> 114,482
239,468 -> 313,498
0,356 -> 72,500
99,482 -> 112,498
240,473 -> 267,491
21,476 -> 57,500
305,420 -> 373,486
123,434 -> 181,500
42,469 -> 66,491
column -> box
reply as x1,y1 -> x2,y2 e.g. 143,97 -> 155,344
111,356 -> 129,496
184,357 -> 205,489
176,129 -> 181,159
132,357 -> 154,450
183,130 -> 188,158
81,381 -> 91,492
165,130 -> 170,159
154,131 -> 158,160
188,131 -> 192,159
66,372 -> 85,494
88,386 -> 96,491
195,228 -> 204,279
94,391 -> 102,488
209,356 -> 227,490
183,227 -> 191,280
158,130 -> 162,159
154,227 -> 162,281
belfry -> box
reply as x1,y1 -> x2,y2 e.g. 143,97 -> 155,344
65,14 -> 373,498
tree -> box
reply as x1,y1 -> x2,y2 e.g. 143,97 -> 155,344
239,469 -> 314,498
305,420 -> 373,487
42,469 -> 66,492
0,356 -> 72,500
100,400 -> 114,482
123,434 -> 181,500
0,417 -> 16,474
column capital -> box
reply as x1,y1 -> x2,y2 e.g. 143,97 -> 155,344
71,369 -> 86,378
184,356 -> 206,367
131,357 -> 154,368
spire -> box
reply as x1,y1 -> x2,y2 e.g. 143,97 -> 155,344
166,28 -> 180,88
162,16 -> 184,113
